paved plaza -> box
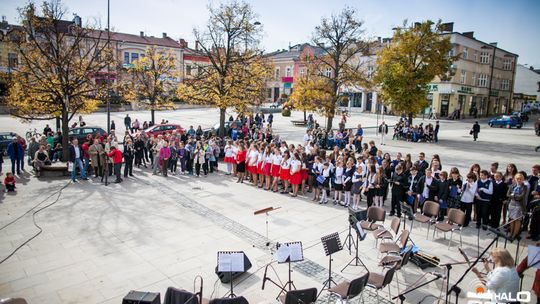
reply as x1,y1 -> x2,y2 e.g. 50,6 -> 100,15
0,108 -> 538,303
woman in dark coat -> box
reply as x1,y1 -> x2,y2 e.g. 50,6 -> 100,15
391,164 -> 409,217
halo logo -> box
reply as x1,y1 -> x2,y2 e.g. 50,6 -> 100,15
466,279 -> 531,304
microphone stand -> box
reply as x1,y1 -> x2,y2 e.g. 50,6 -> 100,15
439,261 -> 470,304
392,272 -> 443,304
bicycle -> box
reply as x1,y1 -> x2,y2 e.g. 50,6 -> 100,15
25,128 -> 41,141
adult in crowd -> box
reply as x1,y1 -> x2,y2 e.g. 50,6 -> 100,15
32,145 -> 51,177
123,139 -> 135,178
88,139 -> 104,178
7,137 -> 24,175
27,137 -> 39,168
378,121 -> 388,146
124,114 -> 131,131
69,138 -> 88,182
516,242 -> 540,303
107,145 -> 123,183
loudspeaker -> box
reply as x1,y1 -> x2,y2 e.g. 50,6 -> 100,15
122,291 -> 161,304
215,252 -> 252,283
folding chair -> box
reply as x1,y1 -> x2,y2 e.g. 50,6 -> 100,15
328,272 -> 369,303
433,208 -> 465,249
279,287 -> 317,304
412,201 -> 440,239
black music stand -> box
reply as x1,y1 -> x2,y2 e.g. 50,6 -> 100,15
217,251 -> 245,298
342,219 -> 368,272
318,232 -> 343,298
276,242 -> 303,293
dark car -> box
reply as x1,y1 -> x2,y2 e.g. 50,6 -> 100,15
488,115 -> 523,129
511,111 -> 529,122
203,121 -> 242,138
0,132 -> 18,155
143,124 -> 185,137
68,126 -> 107,142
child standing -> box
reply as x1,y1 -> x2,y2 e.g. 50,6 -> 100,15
289,153 -> 302,197
4,172 -> 16,192
319,162 -> 331,204
351,166 -> 364,210
373,167 -> 385,207
279,151 -> 291,194
333,159 -> 344,205
271,148 -> 282,192
223,140 -> 234,175
312,156 -> 322,201
342,159 -> 355,207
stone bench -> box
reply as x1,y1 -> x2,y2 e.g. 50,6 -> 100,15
291,120 -> 307,126
38,162 -> 69,178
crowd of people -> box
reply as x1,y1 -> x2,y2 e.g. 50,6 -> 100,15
2,115 -> 539,243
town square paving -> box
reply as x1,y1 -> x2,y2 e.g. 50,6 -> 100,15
0,108 -> 538,303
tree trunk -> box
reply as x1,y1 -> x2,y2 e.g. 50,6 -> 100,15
219,108 -> 226,137
61,102 -> 70,161
151,109 -> 155,125
326,114 -> 334,131
303,110 -> 306,122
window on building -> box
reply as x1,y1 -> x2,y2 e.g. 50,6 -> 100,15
448,47 -> 455,57
462,47 -> 468,59
325,67 -> 332,77
124,52 -> 130,64
501,79 -> 509,90
300,68 -> 305,77
267,88 -> 272,98
131,53 -> 139,63
367,66 -> 374,79
460,70 -> 466,84
480,52 -> 490,64
503,59 -> 512,70
474,51 -> 478,62
472,73 -> 476,86
478,74 -> 488,87
7,53 -> 18,69
275,68 -> 280,79
186,65 -> 192,76
286,67 -> 292,77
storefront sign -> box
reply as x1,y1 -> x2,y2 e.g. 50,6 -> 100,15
458,86 -> 474,94
514,93 -> 537,100
427,84 -> 438,92
282,77 -> 294,83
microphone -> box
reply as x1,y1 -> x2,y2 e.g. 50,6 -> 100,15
483,225 -> 512,241
261,264 -> 269,290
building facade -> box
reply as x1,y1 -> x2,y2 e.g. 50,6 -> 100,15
428,31 -> 518,118
513,64 -> 540,112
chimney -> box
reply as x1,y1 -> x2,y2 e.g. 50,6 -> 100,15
489,42 -> 498,47
72,14 -> 82,27
195,40 -> 200,51
162,32 -> 167,38
140,31 -> 144,37
179,39 -> 188,48
1,16 -> 6,24
441,22 -> 454,32
462,31 -> 474,39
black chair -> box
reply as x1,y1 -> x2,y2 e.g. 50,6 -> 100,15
328,272 -> 369,303
209,297 -> 248,304
278,287 -> 318,304
164,287 -> 207,304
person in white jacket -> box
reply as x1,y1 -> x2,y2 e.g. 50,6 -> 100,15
460,172 -> 478,227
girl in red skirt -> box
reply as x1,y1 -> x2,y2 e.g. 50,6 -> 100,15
256,144 -> 265,188
247,144 -> 259,187
289,152 -> 302,197
271,148 -> 282,192
223,140 -> 234,175
262,145 -> 272,190
279,151 -> 291,194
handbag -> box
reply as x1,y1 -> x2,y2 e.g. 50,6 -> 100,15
67,161 -> 73,172
469,129 -> 473,135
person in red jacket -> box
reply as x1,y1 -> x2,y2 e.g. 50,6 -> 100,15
4,172 -> 16,192
107,146 -> 123,183
235,143 -> 247,183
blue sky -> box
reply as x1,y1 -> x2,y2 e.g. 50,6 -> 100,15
1,0 -> 539,66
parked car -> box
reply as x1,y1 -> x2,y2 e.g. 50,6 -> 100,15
143,124 -> 185,137
203,121 -> 242,138
0,132 -> 19,155
68,126 -> 107,142
488,115 -> 523,129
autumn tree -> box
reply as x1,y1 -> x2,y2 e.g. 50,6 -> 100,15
121,45 -> 177,125
177,1 -> 269,136
6,1 -> 114,159
305,7 -> 369,131
374,20 -> 457,123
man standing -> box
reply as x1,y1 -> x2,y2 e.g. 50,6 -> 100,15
475,170 -> 493,229
471,121 -> 480,141
355,124 -> 363,153
27,137 -> 39,168
124,114 -> 131,132
17,136 -> 27,171
69,138 -> 88,182
88,139 -> 104,178
267,113 -> 273,128
415,152 -> 429,176
434,120 -> 440,142
107,146 -> 123,183
7,138 -> 23,175
378,121 -> 388,145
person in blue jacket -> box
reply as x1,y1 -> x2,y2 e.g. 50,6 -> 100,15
7,138 -> 24,175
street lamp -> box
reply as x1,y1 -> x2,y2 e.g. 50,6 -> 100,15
106,0 -> 111,134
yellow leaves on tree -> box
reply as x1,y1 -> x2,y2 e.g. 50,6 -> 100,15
374,20 -> 457,120
121,45 -> 177,124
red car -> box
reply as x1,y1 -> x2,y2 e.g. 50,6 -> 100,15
143,124 -> 185,137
